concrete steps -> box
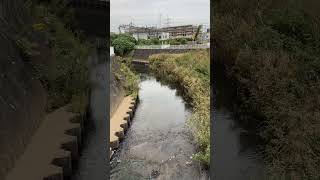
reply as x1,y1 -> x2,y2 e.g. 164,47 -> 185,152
110,95 -> 138,153
5,106 -> 82,180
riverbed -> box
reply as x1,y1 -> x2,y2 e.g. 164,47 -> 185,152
111,74 -> 209,179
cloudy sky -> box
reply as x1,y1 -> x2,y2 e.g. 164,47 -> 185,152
110,0 -> 210,32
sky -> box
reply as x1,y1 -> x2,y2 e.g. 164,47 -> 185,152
110,0 -> 210,33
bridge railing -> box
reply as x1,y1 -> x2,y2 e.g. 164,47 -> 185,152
134,43 -> 210,50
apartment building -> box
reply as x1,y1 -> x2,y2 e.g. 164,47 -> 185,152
160,25 -> 198,39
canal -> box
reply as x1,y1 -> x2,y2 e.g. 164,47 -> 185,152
212,64 -> 265,180
71,49 -> 109,180
111,74 -> 209,179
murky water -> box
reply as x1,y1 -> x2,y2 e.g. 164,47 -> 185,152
111,74 -> 209,180
212,65 -> 265,180
72,49 -> 109,180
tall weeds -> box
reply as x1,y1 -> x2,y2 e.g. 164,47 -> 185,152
213,0 -> 320,178
149,50 -> 210,165
17,2 -> 90,113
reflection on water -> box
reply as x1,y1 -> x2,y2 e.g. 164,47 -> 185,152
212,64 -> 265,180
111,75 -> 209,180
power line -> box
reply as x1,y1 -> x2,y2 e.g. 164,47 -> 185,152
164,15 -> 172,27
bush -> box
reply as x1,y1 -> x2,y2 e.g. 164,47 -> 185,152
114,57 -> 139,96
111,33 -> 137,45
137,39 -> 151,45
111,33 -> 137,56
19,4 -> 90,113
213,0 -> 320,178
150,38 -> 160,45
112,37 -> 135,56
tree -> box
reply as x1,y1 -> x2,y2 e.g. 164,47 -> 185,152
193,25 -> 203,42
112,36 -> 135,56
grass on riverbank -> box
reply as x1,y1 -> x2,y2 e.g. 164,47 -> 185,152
149,50 -> 210,165
114,57 -> 139,97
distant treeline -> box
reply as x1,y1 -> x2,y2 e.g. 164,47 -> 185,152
110,33 -> 195,56
213,0 -> 320,179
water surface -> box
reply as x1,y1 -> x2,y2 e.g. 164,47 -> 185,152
212,65 -> 265,180
111,75 -> 209,180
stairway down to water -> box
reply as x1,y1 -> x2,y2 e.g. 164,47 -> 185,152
109,95 -> 138,158
5,106 -> 82,180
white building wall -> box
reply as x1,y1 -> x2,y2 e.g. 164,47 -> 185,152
133,33 -> 149,40
160,32 -> 170,40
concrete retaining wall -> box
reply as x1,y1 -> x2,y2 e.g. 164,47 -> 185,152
0,1 -> 47,179
132,49 -> 197,60
110,55 -> 125,117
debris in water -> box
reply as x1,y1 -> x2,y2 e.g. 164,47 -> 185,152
117,159 -> 121,163
151,169 -> 160,178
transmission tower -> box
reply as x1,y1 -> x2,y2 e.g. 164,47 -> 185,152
164,15 -> 172,27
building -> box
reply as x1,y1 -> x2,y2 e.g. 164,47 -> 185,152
159,32 -> 170,40
200,26 -> 210,42
119,24 -> 202,40
160,25 -> 198,39
132,32 -> 149,40
126,26 -> 160,40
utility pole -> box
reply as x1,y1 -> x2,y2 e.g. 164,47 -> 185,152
159,13 -> 162,28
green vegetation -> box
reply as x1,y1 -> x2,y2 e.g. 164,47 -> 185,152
111,33 -> 137,56
137,38 -> 160,45
110,32 -> 195,56
149,50 -> 210,165
213,0 -> 320,179
162,38 -> 192,45
193,25 -> 203,42
114,57 -> 139,97
17,1 -> 90,114
137,37 -> 193,45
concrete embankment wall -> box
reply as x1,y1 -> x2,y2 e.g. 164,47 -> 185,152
0,0 -> 47,178
110,55 -> 125,117
132,49 -> 195,60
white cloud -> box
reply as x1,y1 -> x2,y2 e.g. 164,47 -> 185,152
110,0 -> 210,32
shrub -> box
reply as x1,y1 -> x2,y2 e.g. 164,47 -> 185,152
115,57 -> 139,96
20,4 -> 90,113
213,0 -> 320,178
112,36 -> 135,56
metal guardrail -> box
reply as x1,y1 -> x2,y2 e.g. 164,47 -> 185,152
134,43 -> 210,50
